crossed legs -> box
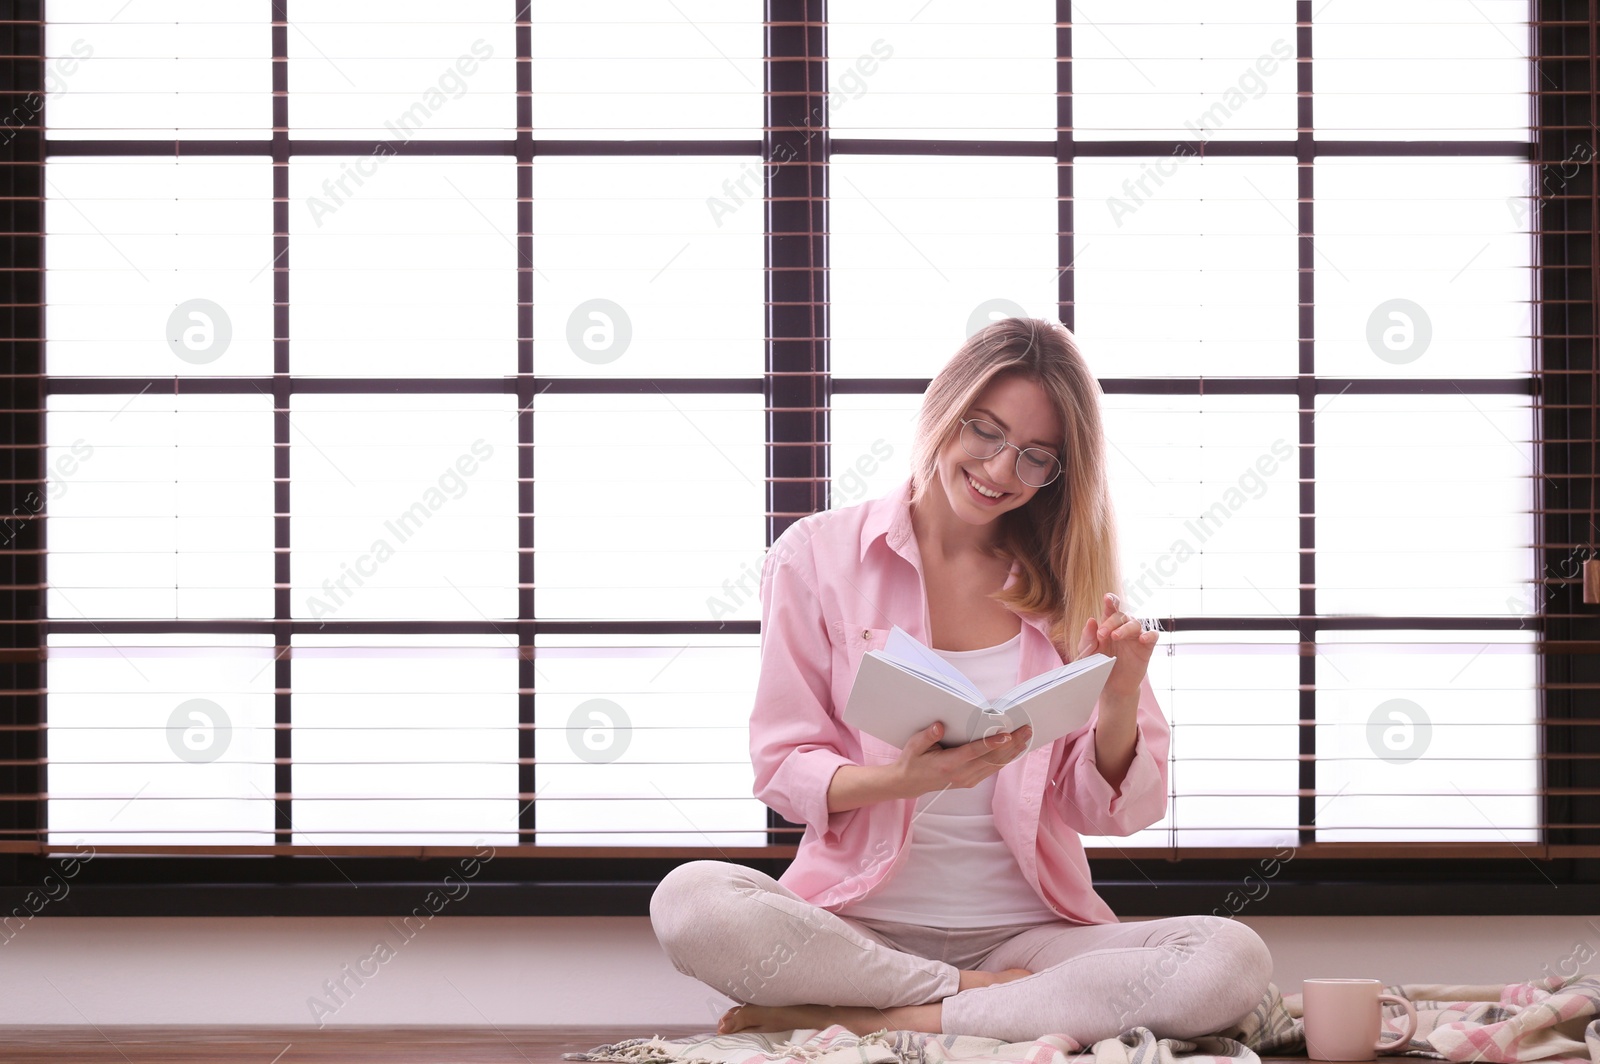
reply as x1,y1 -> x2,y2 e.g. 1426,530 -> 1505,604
649,860 -> 1273,1044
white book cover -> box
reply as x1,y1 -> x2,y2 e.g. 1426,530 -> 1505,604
842,624 -> 1116,750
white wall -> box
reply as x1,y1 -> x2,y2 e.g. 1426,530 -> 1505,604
2,915 -> 1589,1027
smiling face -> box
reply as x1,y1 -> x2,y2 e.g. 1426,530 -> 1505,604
937,372 -> 1065,526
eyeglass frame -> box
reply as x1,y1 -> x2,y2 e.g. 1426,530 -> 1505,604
956,417 -> 1064,488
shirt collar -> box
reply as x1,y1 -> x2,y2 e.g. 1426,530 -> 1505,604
857,475 -> 913,564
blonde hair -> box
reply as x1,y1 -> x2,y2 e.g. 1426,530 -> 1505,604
908,317 -> 1124,660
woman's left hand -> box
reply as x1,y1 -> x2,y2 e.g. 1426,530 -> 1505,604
1075,592 -> 1158,699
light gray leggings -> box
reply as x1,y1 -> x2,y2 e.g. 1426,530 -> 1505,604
649,860 -> 1274,1045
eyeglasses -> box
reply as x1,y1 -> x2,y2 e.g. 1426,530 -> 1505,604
958,418 -> 1063,488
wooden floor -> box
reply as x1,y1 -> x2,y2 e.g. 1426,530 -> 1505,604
0,1026 -> 713,1063
0,1027 -> 1350,1062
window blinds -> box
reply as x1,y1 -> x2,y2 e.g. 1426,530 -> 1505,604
0,0 -> 1593,863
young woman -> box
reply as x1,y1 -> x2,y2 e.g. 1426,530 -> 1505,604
649,318 -> 1273,1045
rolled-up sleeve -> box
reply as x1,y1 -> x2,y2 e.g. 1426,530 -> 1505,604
748,525 -> 860,846
1046,672 -> 1170,837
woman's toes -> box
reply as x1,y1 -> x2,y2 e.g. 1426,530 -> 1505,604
721,1004 -> 795,1034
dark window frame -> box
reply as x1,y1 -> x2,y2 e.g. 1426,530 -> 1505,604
0,0 -> 1594,917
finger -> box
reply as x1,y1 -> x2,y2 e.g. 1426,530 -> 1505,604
971,728 -> 1024,760
908,721 -> 945,754
985,726 -> 1036,758
1099,614 -> 1128,638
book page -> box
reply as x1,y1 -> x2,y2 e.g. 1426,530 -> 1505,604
883,625 -> 985,703
992,654 -> 1110,708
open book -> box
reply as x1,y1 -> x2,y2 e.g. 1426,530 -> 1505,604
842,625 -> 1116,751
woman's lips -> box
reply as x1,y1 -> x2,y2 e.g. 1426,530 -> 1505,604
965,469 -> 1010,504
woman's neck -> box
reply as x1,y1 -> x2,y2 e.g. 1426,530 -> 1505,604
910,490 -> 1004,565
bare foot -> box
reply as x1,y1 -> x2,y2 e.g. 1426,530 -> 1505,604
957,967 -> 1033,991
718,999 -> 950,1036
719,1002 -> 889,1036
713,970 -> 1031,1036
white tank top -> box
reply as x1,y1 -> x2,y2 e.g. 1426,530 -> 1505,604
836,630 -> 1060,928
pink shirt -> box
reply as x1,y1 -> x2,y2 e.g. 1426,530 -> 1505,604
749,475 -> 1171,925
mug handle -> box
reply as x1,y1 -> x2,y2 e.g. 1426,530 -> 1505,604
1375,993 -> 1417,1054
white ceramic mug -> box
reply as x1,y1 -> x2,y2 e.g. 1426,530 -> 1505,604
1302,978 -> 1418,1061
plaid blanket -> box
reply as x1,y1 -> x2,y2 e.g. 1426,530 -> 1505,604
563,975 -> 1600,1064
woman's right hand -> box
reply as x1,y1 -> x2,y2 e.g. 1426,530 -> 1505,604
892,721 -> 1034,799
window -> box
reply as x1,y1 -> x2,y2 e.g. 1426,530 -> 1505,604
1,0 -> 1594,916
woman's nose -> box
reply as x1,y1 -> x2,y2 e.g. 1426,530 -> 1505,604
986,448 -> 1021,484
